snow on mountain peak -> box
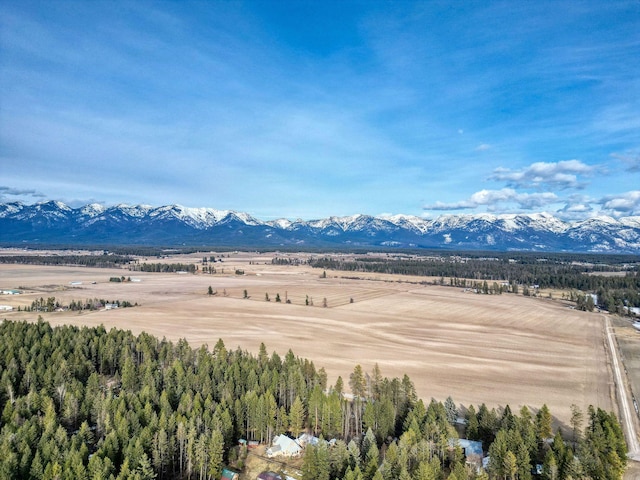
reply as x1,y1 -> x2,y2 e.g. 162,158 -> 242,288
1,201 -> 639,253
268,218 -> 293,229
80,203 -> 106,217
35,200 -> 71,211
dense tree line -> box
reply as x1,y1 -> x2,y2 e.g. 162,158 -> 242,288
310,257 -> 640,310
0,320 -> 628,479
128,263 -> 197,273
272,257 -> 304,266
0,255 -> 133,268
21,297 -> 135,312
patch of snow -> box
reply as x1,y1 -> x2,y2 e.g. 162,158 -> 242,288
80,203 -> 106,217
268,218 -> 293,229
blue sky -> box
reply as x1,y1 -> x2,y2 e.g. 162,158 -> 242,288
1,1 -> 639,220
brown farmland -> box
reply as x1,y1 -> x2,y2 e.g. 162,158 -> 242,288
0,252 -> 614,425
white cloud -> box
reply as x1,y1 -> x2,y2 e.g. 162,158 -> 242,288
598,190 -> 640,218
489,160 -> 595,189
556,194 -> 595,220
424,188 -> 557,211
475,143 -> 491,151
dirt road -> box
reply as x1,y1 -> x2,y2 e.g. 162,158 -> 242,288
604,315 -> 640,461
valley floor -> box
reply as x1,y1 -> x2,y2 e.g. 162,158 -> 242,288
0,251 -> 618,428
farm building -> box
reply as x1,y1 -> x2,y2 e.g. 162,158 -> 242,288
1,289 -> 21,295
266,435 -> 301,458
0,305 -> 13,311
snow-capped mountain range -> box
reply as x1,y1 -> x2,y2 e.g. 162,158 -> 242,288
1,201 -> 640,253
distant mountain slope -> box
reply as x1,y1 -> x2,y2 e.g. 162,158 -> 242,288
1,201 -> 640,252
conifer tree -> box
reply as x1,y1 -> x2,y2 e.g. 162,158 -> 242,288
289,396 -> 306,437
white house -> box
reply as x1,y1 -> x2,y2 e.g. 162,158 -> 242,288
266,435 -> 301,458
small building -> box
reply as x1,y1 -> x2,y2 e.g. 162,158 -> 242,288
297,433 -> 322,447
452,438 -> 483,467
105,303 -> 119,310
1,289 -> 20,295
0,305 -> 13,311
459,439 -> 482,456
455,416 -> 468,426
221,467 -> 239,480
266,435 -> 301,458
257,473 -> 282,480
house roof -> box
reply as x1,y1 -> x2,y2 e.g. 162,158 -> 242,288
297,433 -> 322,446
257,472 -> 282,480
221,468 -> 238,480
458,439 -> 483,456
272,434 -> 301,454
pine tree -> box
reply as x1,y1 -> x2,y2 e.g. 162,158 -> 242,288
543,450 -> 558,480
444,396 -> 457,425
503,451 -> 518,480
349,365 -> 366,398
138,452 -> 157,480
289,396 -> 306,437
466,405 -> 479,440
207,430 -> 224,480
302,444 -> 318,480
569,403 -> 583,448
536,404 -> 553,441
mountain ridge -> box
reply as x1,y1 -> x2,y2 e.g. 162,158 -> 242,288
1,201 -> 640,253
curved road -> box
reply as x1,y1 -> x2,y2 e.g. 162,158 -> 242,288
603,315 -> 640,461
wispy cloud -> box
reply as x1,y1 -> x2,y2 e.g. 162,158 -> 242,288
489,160 -> 596,190
475,144 -> 491,151
0,186 -> 46,202
424,188 -> 558,212
611,150 -> 640,172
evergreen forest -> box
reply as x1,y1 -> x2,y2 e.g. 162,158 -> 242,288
0,320 -> 628,480
309,256 -> 640,312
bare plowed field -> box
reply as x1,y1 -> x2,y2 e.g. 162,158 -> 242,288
0,255 -> 613,425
